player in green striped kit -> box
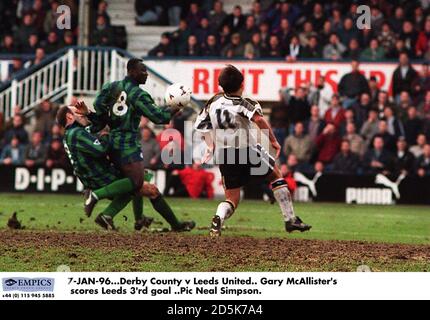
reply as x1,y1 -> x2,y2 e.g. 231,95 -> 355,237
77,58 -> 193,231
57,104 -> 194,231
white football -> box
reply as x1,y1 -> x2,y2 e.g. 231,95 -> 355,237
164,83 -> 192,108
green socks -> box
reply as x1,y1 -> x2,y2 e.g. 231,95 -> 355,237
132,196 -> 143,221
102,195 -> 131,218
93,178 -> 134,200
150,195 -> 180,229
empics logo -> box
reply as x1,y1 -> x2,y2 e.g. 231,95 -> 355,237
2,277 -> 55,292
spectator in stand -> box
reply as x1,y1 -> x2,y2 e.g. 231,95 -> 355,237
0,35 -> 18,54
32,47 -> 45,66
338,60 -> 370,108
389,7 -> 405,34
218,24 -> 232,50
276,18 -> 293,47
319,20 -> 332,47
141,126 -> 160,169
46,139 -> 67,168
368,76 -> 380,103
285,35 -> 302,61
415,144 -> 430,177
34,100 -> 58,141
399,21 -> 417,57
179,35 -> 201,57
208,1 -> 227,32
23,0 -> 44,35
171,19 -> 191,54
284,86 -> 311,128
221,33 -> 244,58
343,38 -> 361,60
315,124 -> 341,164
1,114 -> 28,148
410,134 -> 427,158
299,21 -> 317,47
418,90 -> 430,120
148,33 -> 175,57
258,21 -> 270,53
331,140 -> 360,174
284,122 -> 313,164
416,17 -> 430,58
344,122 -> 365,156
47,124 -> 63,143
350,93 -> 371,129
24,131 -> 46,168
370,6 -> 384,32
360,38 -> 385,61
309,2 -> 325,31
135,0 -> 162,25
361,110 -> 379,149
363,135 -> 394,175
239,15 -> 258,44
21,33 -> 39,54
43,1 -> 61,35
412,63 -> 430,103
323,33 -> 346,61
372,120 -> 397,153
378,22 -> 396,53
339,17 -> 358,46
301,35 -> 322,59
60,31 -> 75,48
15,13 -> 35,48
384,106 -> 405,139
270,92 -> 289,151
224,5 -> 245,33
394,137 -> 415,174
324,94 -> 345,129
202,34 -> 220,57
263,34 -> 283,58
250,0 -> 265,26
44,32 -> 60,54
94,0 -> 111,26
305,105 -> 325,142
387,38 -> 407,59
195,18 -> 212,44
91,15 -> 113,46
308,76 -> 331,117
392,52 -> 418,101
404,106 -> 423,146
329,8 -> 343,34
374,90 -> 392,119
186,2 -> 205,30
244,32 -> 262,59
0,136 -> 25,166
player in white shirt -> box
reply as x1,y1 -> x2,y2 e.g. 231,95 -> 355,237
195,65 -> 311,236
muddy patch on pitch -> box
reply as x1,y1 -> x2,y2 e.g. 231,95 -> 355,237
0,230 -> 429,271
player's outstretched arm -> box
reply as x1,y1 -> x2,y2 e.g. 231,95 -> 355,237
251,113 -> 281,159
134,90 -> 180,124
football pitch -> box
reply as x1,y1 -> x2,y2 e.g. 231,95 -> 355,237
0,193 -> 429,272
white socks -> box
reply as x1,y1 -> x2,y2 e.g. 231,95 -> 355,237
216,201 -> 235,224
272,179 -> 296,222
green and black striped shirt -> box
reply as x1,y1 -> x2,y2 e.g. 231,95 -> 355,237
63,123 -> 119,189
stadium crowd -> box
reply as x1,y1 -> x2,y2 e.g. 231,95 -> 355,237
1,0 -> 430,198
0,0 -> 113,87
271,57 -> 430,178
147,0 -> 430,60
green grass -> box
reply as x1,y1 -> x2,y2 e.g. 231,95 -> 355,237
0,193 -> 429,244
0,193 -> 429,271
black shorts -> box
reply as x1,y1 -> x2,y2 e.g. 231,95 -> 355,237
217,145 -> 275,190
